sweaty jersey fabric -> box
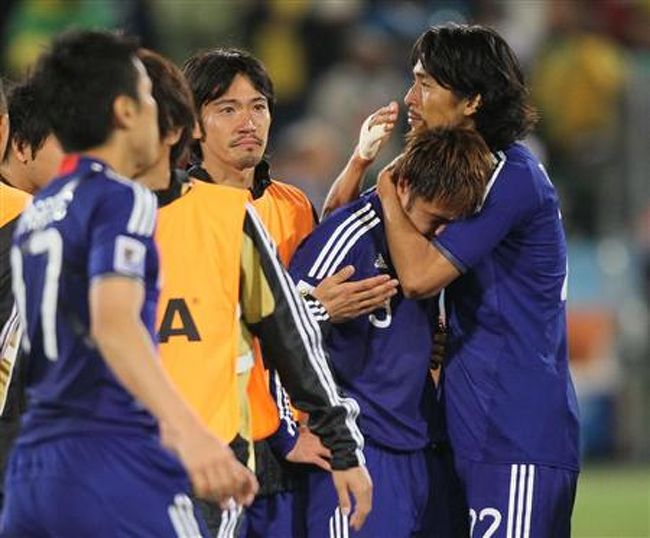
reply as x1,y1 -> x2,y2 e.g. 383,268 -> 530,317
290,191 -> 437,451
11,156 -> 160,444
433,143 -> 580,471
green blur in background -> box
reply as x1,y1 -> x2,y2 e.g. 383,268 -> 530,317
573,465 -> 650,538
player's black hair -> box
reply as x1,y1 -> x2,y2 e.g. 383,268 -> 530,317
3,79 -> 54,162
182,48 -> 274,162
138,48 -> 195,168
182,48 -> 274,114
411,24 -> 538,151
393,127 -> 492,218
31,29 -> 141,152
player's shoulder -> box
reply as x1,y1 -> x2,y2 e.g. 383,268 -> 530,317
305,190 -> 381,253
268,179 -> 313,210
77,168 -> 156,236
322,188 -> 380,228
499,143 -> 546,182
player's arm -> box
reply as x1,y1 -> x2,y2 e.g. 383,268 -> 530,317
377,154 -> 538,299
239,204 -> 372,530
89,187 -> 257,507
265,370 -> 332,471
321,102 -> 398,218
377,169 -> 460,298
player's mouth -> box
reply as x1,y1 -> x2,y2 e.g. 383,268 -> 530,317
407,111 -> 423,127
231,136 -> 263,148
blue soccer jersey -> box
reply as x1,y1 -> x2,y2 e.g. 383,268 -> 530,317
289,191 -> 437,451
11,155 -> 160,443
434,143 -> 580,471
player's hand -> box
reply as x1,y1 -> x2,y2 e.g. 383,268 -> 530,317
313,265 -> 398,323
286,426 -> 332,471
375,157 -> 402,200
356,101 -> 399,162
161,422 -> 259,507
331,466 -> 373,531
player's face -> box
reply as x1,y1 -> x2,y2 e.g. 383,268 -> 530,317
0,113 -> 8,158
405,61 -> 475,132
199,74 -> 270,171
130,59 -> 159,175
397,180 -> 456,238
24,135 -> 65,192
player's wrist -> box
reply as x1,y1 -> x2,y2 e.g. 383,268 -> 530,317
352,145 -> 374,167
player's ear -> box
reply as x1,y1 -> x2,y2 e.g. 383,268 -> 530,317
163,127 -> 182,147
464,94 -> 481,117
12,137 -> 30,164
113,94 -> 138,130
191,118 -> 204,141
396,175 -> 409,196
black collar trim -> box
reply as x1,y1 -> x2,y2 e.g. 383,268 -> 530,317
186,160 -> 272,200
155,169 -> 190,207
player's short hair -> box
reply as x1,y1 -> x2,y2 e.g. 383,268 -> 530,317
3,79 -> 53,162
31,29 -> 141,153
182,48 -> 274,114
138,48 -> 195,168
411,24 -> 538,151
182,48 -> 274,162
392,128 -> 492,218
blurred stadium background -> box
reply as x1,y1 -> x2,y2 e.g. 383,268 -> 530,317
1,1 -> 648,535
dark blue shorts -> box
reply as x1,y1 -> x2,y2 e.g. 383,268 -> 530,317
303,442 -> 431,538
239,492 -> 296,538
0,434 -> 209,537
454,456 -> 578,538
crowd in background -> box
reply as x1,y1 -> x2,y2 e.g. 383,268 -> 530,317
1,0 -> 649,461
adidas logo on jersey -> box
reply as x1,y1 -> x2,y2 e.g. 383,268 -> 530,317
373,253 -> 388,270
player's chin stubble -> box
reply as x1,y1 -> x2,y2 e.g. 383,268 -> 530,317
237,154 -> 262,170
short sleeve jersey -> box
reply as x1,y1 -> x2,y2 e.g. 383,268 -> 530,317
434,143 -> 580,470
290,191 -> 437,451
12,156 -> 159,444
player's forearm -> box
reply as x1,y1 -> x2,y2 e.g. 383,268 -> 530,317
93,319 -> 202,435
249,315 -> 362,469
241,208 -> 365,469
321,150 -> 371,219
90,281 -> 204,441
380,186 -> 448,299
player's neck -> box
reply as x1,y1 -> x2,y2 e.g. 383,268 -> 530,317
82,145 -> 137,179
201,156 -> 254,191
135,149 -> 171,191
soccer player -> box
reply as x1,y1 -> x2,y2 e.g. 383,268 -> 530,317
0,81 -> 27,512
372,24 -> 580,538
182,48 -> 386,536
1,30 -> 256,537
0,78 -> 65,510
135,48 -> 372,537
0,80 -> 65,194
289,127 -> 493,537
